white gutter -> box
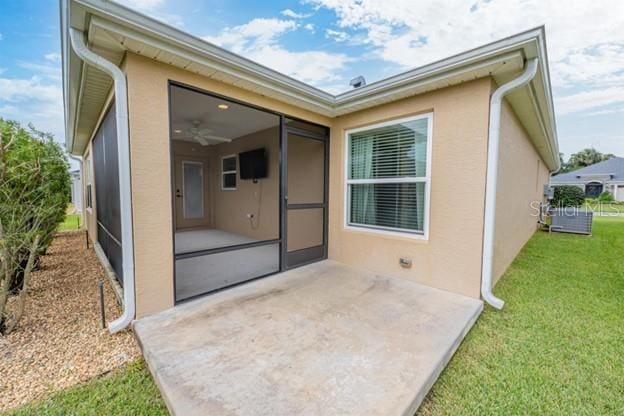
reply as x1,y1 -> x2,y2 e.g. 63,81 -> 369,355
69,28 -> 135,333
481,58 -> 539,310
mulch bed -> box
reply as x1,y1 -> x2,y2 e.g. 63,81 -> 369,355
0,231 -> 140,412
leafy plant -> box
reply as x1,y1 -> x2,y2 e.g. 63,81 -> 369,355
560,148 -> 614,173
597,191 -> 615,202
0,118 -> 70,334
551,185 -> 585,207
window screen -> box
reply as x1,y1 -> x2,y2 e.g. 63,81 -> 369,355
347,115 -> 430,234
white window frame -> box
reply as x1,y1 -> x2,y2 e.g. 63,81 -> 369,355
344,113 -> 433,240
221,154 -> 237,191
85,153 -> 93,212
182,160 -> 205,219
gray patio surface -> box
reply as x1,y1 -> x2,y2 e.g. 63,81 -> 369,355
134,260 -> 483,416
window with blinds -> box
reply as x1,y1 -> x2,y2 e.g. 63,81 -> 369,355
346,115 -> 431,235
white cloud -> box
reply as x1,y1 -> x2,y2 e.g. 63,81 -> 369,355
0,75 -> 64,143
551,44 -> 624,88
122,0 -> 183,26
204,18 -> 350,87
586,106 -> 624,117
17,61 -> 61,81
44,53 -> 61,63
309,0 -> 624,112
325,29 -> 349,42
204,18 -> 298,53
281,9 -> 311,19
0,76 -> 62,109
123,0 -> 165,9
556,87 -> 624,115
304,23 -> 315,33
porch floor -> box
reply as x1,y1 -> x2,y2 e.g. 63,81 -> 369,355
134,260 -> 483,416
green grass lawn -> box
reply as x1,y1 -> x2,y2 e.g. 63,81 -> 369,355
7,218 -> 624,415
418,217 -> 624,415
6,360 -> 168,416
583,201 -> 624,214
58,213 -> 82,231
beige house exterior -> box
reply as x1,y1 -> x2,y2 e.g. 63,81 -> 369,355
61,0 -> 559,329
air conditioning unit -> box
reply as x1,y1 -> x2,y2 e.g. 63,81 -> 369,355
549,208 -> 593,235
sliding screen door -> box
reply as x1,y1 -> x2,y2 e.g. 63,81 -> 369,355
284,128 -> 328,268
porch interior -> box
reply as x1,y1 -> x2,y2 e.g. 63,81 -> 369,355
134,260 -> 483,416
169,84 -> 327,301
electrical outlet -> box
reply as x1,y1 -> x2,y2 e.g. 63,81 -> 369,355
246,213 -> 254,219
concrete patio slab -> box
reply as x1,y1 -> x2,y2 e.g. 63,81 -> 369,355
134,260 -> 483,416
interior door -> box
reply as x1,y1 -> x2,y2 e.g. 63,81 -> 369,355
283,130 -> 328,268
174,157 -> 210,229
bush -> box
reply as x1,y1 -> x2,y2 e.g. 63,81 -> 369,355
551,185 -> 585,207
597,191 -> 615,202
0,118 -> 70,334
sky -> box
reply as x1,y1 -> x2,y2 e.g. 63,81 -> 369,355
1,0 -> 623,164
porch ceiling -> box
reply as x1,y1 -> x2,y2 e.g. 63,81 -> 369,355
134,260 -> 483,416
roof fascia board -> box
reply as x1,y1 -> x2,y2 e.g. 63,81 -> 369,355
335,51 -> 523,114
89,17 -> 336,116
335,28 -> 543,102
534,28 -> 559,162
74,0 -> 335,102
526,80 -> 558,169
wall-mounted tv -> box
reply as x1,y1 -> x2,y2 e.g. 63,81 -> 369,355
239,148 -> 268,180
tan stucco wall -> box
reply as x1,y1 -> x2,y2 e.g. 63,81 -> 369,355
81,49 -> 556,317
491,101 -> 550,284
328,78 -> 493,299
124,53 -> 331,317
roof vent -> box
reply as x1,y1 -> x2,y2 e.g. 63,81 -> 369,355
349,75 -> 366,89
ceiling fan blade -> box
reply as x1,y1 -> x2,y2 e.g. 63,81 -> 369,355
196,136 -> 211,146
200,134 -> 231,143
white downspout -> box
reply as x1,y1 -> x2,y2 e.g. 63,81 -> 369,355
481,58 -> 539,310
69,28 -> 135,333
68,154 -> 86,223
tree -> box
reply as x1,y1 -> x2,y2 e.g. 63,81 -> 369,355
0,118 -> 70,334
551,185 -> 585,207
561,148 -> 614,172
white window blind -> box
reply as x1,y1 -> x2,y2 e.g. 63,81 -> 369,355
347,115 -> 430,234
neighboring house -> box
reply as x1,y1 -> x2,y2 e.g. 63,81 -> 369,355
69,169 -> 83,212
60,0 -> 559,328
551,157 -> 624,200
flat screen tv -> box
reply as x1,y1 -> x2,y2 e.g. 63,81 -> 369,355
239,148 -> 268,180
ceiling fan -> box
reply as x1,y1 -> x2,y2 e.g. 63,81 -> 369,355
177,121 -> 231,146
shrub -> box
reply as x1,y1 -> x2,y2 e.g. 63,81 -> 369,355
597,191 -> 615,202
0,118 -> 70,334
551,185 -> 585,207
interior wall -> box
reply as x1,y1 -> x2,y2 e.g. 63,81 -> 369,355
328,78 -> 493,299
208,126 -> 280,241
492,100 -> 550,284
